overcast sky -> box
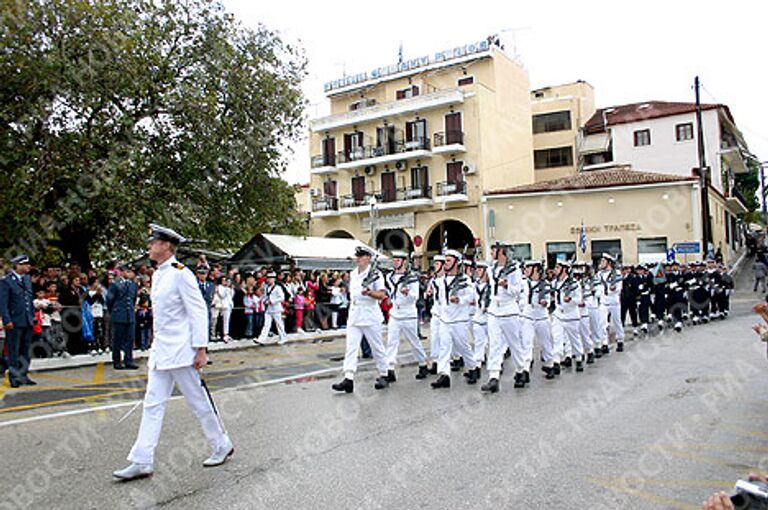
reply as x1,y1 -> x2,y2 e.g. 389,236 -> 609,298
224,0 -> 768,185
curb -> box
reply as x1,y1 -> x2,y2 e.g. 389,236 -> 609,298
28,329 -> 347,373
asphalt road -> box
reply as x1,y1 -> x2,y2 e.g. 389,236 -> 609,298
1,266 -> 767,510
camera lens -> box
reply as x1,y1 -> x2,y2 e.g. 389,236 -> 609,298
731,493 -> 750,510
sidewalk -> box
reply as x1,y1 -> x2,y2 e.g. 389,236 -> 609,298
29,327 -> 348,373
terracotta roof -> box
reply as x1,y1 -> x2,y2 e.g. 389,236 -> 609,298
584,101 -> 723,134
486,167 -> 697,196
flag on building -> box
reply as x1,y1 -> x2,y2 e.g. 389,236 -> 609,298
666,246 -> 676,262
398,42 -> 403,65
578,222 -> 587,254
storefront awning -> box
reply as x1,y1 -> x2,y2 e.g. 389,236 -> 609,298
580,132 -> 611,155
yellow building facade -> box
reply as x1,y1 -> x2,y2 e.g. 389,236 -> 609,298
307,41 -> 533,261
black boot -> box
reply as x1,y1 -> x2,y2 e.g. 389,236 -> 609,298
431,374 -> 451,389
331,378 -> 354,393
576,360 -> 584,372
466,368 -> 478,385
553,363 -> 561,376
523,370 -> 530,383
386,369 -> 397,383
544,367 -> 555,380
586,352 -> 595,364
450,359 -> 461,372
562,357 -> 572,368
429,364 -> 438,375
374,376 -> 390,390
481,378 -> 499,393
601,344 -> 609,354
415,365 -> 429,380
513,372 -> 525,388
594,348 -> 603,359
616,342 -> 624,352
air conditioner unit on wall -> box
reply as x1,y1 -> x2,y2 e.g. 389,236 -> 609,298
395,161 -> 406,171
462,164 -> 476,175
364,165 -> 376,175
310,188 -> 320,197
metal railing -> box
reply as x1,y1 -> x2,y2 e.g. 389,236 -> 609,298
311,196 -> 339,212
434,130 -> 464,147
311,153 -> 336,168
436,180 -> 467,196
337,138 -> 431,164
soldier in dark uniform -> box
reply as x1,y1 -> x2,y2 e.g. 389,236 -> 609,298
706,259 -> 724,320
0,255 -> 37,387
620,265 -> 639,336
666,262 -> 686,332
196,266 -> 214,339
651,263 -> 668,331
688,261 -> 710,324
636,265 -> 653,334
107,266 -> 139,369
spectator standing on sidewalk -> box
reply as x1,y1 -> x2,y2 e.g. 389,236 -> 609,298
136,301 -> 153,351
0,255 -> 36,387
87,278 -> 107,354
243,286 -> 257,338
753,258 -> 767,293
294,288 -> 306,333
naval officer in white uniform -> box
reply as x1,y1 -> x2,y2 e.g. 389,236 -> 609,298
332,246 -> 390,393
113,224 -> 233,481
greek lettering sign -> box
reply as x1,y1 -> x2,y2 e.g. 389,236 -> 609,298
324,40 -> 491,93
673,242 -> 701,254
569,223 -> 641,235
362,212 -> 415,232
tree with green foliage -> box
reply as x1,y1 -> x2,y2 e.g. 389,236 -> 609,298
0,0 -> 307,267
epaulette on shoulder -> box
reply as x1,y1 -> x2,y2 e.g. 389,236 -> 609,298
172,262 -> 185,270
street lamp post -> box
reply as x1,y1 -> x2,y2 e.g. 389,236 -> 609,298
369,195 -> 378,250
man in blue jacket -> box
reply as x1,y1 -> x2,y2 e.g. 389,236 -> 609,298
107,266 -> 139,369
0,255 -> 36,387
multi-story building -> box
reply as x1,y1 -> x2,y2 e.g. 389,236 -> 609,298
530,81 -> 595,182
307,39 -> 533,262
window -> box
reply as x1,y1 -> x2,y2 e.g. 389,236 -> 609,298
534,146 -> 573,169
638,237 -> 667,264
410,166 -> 429,195
396,85 -> 420,100
457,76 -> 474,86
532,111 -> 572,134
321,137 -> 336,166
405,119 -> 427,149
634,129 -> 651,147
546,242 -> 576,269
676,123 -> 694,142
591,239 -> 622,266
510,243 -> 531,261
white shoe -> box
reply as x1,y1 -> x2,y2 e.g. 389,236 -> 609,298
277,338 -> 287,345
90,350 -> 98,356
297,328 -> 305,334
203,438 -> 234,467
113,463 -> 154,481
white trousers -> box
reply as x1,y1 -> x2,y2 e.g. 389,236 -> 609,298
551,317 -> 565,361
429,315 -> 441,361
603,302 -> 624,341
128,366 -> 229,465
472,320 -> 489,366
210,307 -> 231,338
436,321 -> 477,376
521,317 -> 555,367
554,317 -> 583,359
386,317 -> 427,368
580,314 -> 594,352
343,324 -> 388,380
487,314 -> 521,378
259,312 -> 286,344
589,306 -> 606,347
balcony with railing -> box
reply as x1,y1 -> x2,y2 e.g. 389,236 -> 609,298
336,139 -> 432,170
335,186 -> 434,213
310,154 -> 337,174
435,180 -> 468,203
310,195 -> 339,217
432,131 -> 466,154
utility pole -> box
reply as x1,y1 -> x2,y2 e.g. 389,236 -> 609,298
694,76 -> 713,257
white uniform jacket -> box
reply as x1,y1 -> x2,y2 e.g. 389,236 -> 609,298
553,277 -> 582,320
148,257 -> 209,370
598,270 -> 622,306
436,274 -> 474,323
487,262 -> 522,317
386,272 -> 419,320
520,278 -> 550,320
348,266 -> 384,327
264,284 -> 286,314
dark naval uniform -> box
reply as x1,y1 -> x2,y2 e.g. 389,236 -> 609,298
107,274 -> 139,368
0,255 -> 36,387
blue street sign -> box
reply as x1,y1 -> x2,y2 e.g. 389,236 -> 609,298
673,242 -> 701,254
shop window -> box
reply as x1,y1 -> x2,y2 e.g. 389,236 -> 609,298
511,243 -> 531,261
637,237 -> 667,264
546,241 -> 576,269
591,239 -> 622,266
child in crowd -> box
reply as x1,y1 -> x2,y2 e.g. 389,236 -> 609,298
136,302 -> 153,351
33,288 -> 52,356
294,288 -> 306,333
87,280 -> 107,354
45,282 -> 68,357
253,285 -> 265,339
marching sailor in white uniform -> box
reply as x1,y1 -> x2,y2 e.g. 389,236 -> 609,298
113,224 -> 233,481
257,271 -> 287,345
332,246 -> 390,393
384,251 -> 429,381
431,250 -> 479,388
597,253 -> 624,352
481,241 -> 523,393
471,261 -> 491,368
425,255 -> 446,375
552,260 -> 585,372
520,260 -> 554,382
